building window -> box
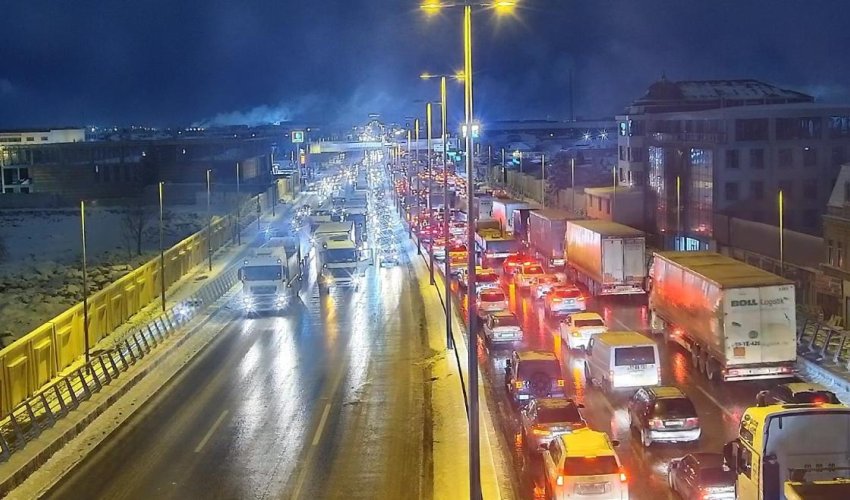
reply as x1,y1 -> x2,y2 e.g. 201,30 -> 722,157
619,146 -> 625,161
828,239 -> 835,266
750,148 -> 765,169
776,117 -> 822,140
618,167 -> 624,182
778,148 -> 793,168
726,149 -> 740,169
605,199 -> 611,214
839,241 -> 844,269
751,181 -> 764,200
26,137 -> 34,142
803,147 -> 817,167
40,136 -> 48,141
597,197 -> 602,211
803,179 -> 818,199
735,118 -> 768,141
630,148 -> 644,162
829,116 -> 850,138
725,182 -> 739,201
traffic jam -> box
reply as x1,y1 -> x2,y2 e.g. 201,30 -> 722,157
395,161 -> 850,500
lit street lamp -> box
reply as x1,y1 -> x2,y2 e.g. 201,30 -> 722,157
426,101 -> 435,284
206,169 -> 213,272
158,181 -> 166,312
421,2 -> 518,498
80,200 -> 91,368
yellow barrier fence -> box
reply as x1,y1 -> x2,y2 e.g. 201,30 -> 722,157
0,208 -> 240,418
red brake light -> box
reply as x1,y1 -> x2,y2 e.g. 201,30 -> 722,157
649,418 -> 663,429
619,470 -> 627,482
556,475 -> 564,486
685,417 -> 699,427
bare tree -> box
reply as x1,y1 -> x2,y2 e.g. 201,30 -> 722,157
121,204 -> 154,258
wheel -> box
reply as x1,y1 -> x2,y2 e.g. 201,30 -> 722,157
641,428 -> 653,447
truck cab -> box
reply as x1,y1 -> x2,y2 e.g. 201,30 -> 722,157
239,237 -> 302,314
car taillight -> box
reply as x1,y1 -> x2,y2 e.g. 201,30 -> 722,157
556,475 -> 564,486
551,297 -> 562,303
649,418 -> 663,429
556,379 -> 565,387
619,469 -> 627,482
685,417 -> 699,427
514,381 -> 524,389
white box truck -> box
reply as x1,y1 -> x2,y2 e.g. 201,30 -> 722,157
491,198 -> 529,234
649,251 -> 797,381
564,220 -> 646,296
313,222 -> 367,293
239,237 -> 303,314
528,209 -> 571,271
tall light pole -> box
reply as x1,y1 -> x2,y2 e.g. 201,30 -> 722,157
235,162 -> 242,245
80,200 -> 90,368
422,3 -> 518,497
541,154 -> 545,206
779,189 -> 785,274
571,157 -> 576,213
158,181 -> 166,312
407,129 -> 414,240
206,169 -> 213,272
676,175 -> 681,250
415,117 -> 422,255
426,102 -> 435,284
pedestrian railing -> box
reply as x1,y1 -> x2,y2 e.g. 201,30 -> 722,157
0,268 -> 239,462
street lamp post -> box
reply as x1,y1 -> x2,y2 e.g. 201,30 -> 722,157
207,169 -> 213,271
80,200 -> 91,368
426,102 -> 435,284
407,130 -> 413,240
236,162 -> 242,246
541,154 -> 545,206
676,175 -> 681,250
571,157 -> 576,213
158,181 -> 166,312
779,189 -> 785,274
441,76 -> 452,350
415,117 -> 422,255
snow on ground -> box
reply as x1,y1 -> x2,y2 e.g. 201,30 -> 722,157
0,206 -> 205,344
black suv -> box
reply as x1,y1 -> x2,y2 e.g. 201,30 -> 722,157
504,350 -> 566,406
628,386 -> 700,447
757,382 -> 841,405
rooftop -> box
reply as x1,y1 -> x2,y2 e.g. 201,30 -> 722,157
654,251 -> 792,288
626,78 -> 813,115
594,331 -> 654,346
568,219 -> 645,237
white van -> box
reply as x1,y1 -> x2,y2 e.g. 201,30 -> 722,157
541,429 -> 629,499
584,331 -> 660,391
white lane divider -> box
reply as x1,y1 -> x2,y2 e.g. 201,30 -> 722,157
194,410 -> 229,453
311,403 -> 333,446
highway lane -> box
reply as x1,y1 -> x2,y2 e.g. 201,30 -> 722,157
446,268 -> 786,499
47,157 -> 436,500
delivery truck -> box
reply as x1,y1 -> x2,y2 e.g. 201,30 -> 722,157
511,207 -> 537,245
528,209 -> 572,271
492,198 -> 529,234
649,251 -> 797,381
564,220 -> 646,296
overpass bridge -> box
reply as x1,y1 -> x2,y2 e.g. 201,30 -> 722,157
308,139 -> 444,154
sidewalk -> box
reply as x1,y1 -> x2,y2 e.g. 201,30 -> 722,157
407,233 -> 515,499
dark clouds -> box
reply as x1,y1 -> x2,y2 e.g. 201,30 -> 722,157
1,1 -> 849,128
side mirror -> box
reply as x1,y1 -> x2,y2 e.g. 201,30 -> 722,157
723,440 -> 739,473
505,359 -> 512,369
611,440 -> 620,447
238,268 -> 244,280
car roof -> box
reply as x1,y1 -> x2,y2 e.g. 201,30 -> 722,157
594,331 -> 655,347
557,429 -> 616,456
515,350 -> 558,362
490,310 -> 516,318
647,386 -> 687,399
687,452 -> 725,468
780,382 -> 831,394
568,312 -> 603,321
479,288 -> 505,297
535,397 -> 578,409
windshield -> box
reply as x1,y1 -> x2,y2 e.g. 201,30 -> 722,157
562,456 -> 619,476
792,391 -> 841,404
699,467 -> 734,486
449,244 -> 468,252
327,267 -> 355,278
480,291 -> 505,302
523,265 -> 544,274
614,346 -> 656,366
493,315 -> 519,327
537,406 -> 583,424
478,273 -> 499,283
574,319 -> 605,328
324,249 -> 358,263
652,399 -> 697,417
242,265 -> 282,281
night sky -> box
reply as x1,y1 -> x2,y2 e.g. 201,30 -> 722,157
1,1 -> 849,129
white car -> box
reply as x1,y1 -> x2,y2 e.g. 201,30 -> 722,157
559,312 -> 607,350
544,286 -> 587,317
460,266 -> 500,293
530,274 -> 561,299
477,289 -> 508,313
481,311 -> 523,344
514,263 -> 546,289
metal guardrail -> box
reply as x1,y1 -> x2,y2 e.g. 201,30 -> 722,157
0,268 -> 239,462
796,310 -> 850,371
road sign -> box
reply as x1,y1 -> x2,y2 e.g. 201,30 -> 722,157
291,130 -> 305,143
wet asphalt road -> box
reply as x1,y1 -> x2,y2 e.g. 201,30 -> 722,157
47,163 -> 436,500
447,268 -> 785,499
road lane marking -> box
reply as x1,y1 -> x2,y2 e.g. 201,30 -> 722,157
693,384 -> 734,419
194,410 -> 229,453
311,403 -> 332,446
